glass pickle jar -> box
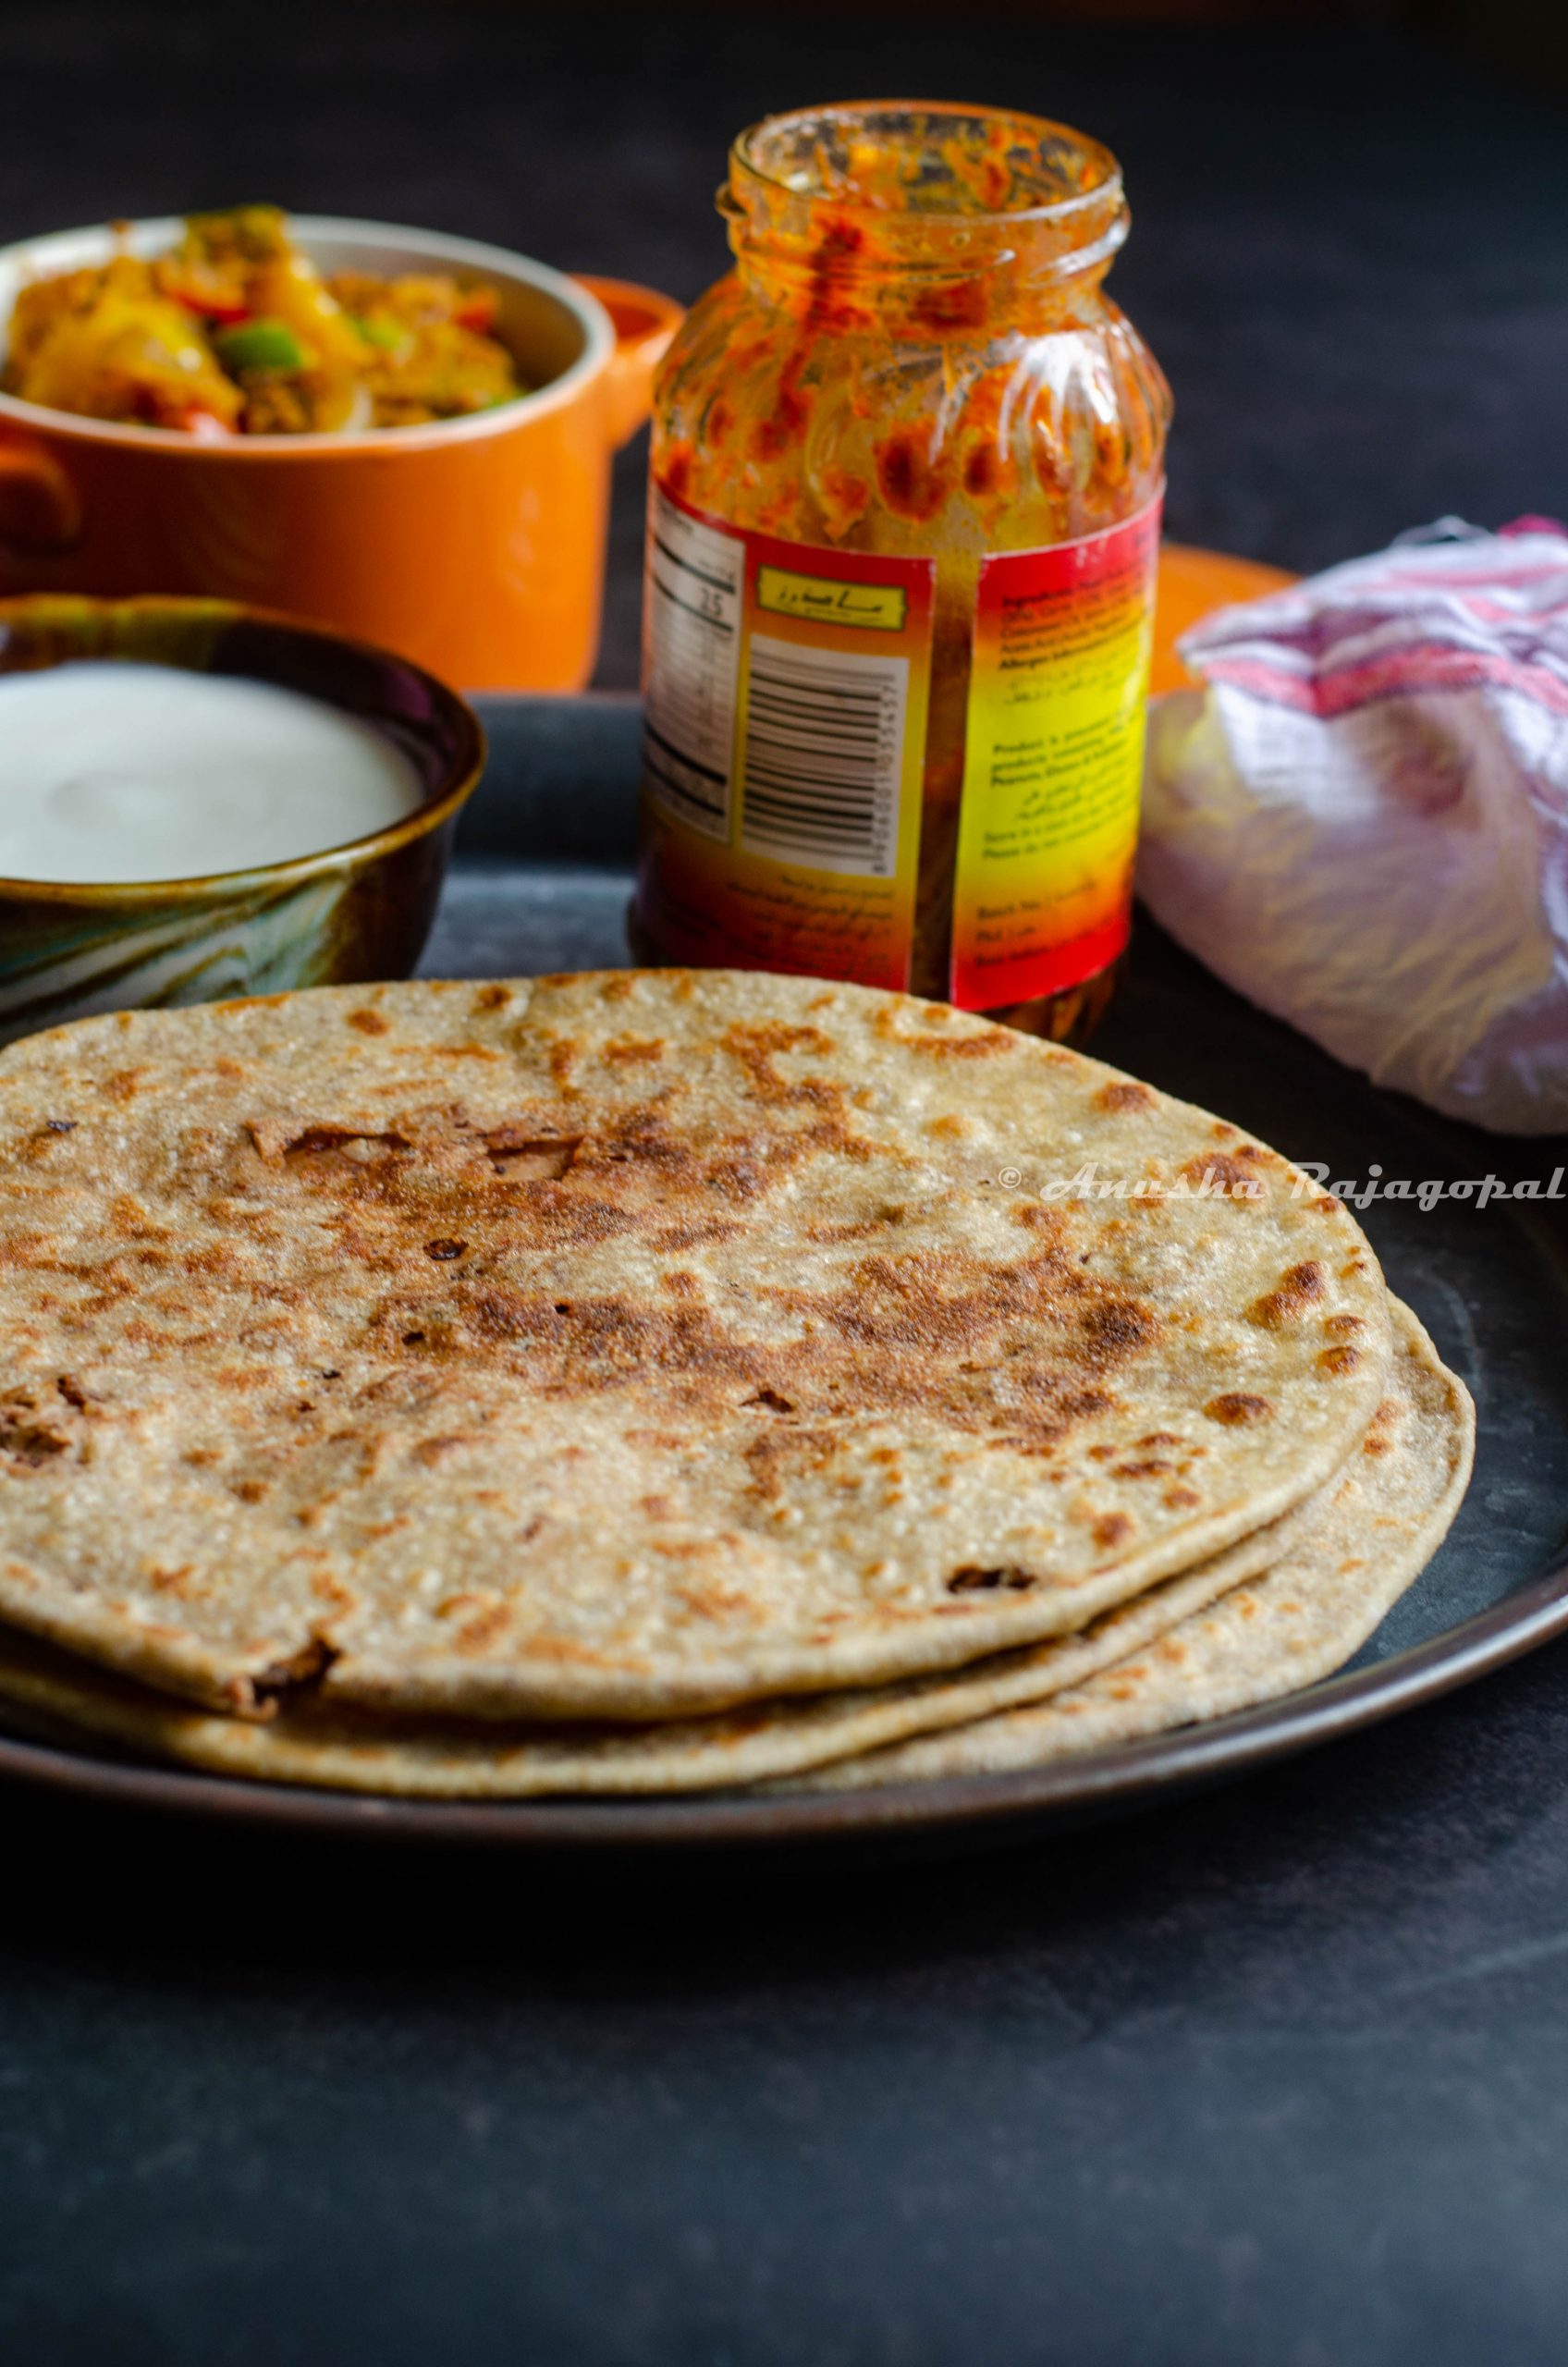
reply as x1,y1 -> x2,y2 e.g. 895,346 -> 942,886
632,101 -> 1170,1041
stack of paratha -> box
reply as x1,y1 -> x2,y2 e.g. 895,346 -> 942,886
0,971 -> 1472,1798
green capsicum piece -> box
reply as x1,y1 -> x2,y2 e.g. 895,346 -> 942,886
213,318 -> 308,373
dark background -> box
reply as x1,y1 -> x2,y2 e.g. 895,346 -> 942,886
1,0 -> 1564,683
4,6 -> 1568,2363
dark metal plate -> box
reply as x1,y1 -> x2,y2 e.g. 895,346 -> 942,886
3,693 -> 1565,1853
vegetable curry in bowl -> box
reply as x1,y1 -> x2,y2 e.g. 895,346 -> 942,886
2,206 -> 524,435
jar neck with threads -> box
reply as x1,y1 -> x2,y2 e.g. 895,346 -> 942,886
721,102 -> 1129,338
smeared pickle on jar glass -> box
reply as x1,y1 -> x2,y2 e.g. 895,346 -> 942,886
633,101 -> 1170,1041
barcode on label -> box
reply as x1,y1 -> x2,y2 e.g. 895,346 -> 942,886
740,633 -> 910,877
642,491 -> 743,842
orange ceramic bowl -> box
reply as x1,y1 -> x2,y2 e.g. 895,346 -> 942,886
0,217 -> 681,693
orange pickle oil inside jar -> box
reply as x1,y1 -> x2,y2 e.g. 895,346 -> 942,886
632,101 -> 1170,1039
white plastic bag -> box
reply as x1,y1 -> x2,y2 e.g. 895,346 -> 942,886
1139,520 -> 1568,1134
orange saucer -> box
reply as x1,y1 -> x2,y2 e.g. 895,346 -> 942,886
1152,542 -> 1296,696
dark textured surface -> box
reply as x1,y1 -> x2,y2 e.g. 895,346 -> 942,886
5,9 -> 1568,2364
3,713 -> 1568,2367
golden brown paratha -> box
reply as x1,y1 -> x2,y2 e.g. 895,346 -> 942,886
0,971 -> 1391,1721
0,1466 -> 1318,1796
791,1303 -> 1473,1791
0,1301 -> 1467,1798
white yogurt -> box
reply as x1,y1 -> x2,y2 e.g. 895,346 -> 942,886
0,660 -> 426,882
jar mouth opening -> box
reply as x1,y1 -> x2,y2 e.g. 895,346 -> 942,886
731,100 -> 1121,226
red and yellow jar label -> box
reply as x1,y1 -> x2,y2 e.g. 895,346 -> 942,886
637,481 -> 1160,1009
950,498 -> 1162,1010
639,483 -> 935,991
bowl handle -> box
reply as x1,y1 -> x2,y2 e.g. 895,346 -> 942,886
572,276 -> 683,450
0,432 -> 82,559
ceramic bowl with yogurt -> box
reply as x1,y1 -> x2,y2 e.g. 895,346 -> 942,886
0,594 -> 484,1045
